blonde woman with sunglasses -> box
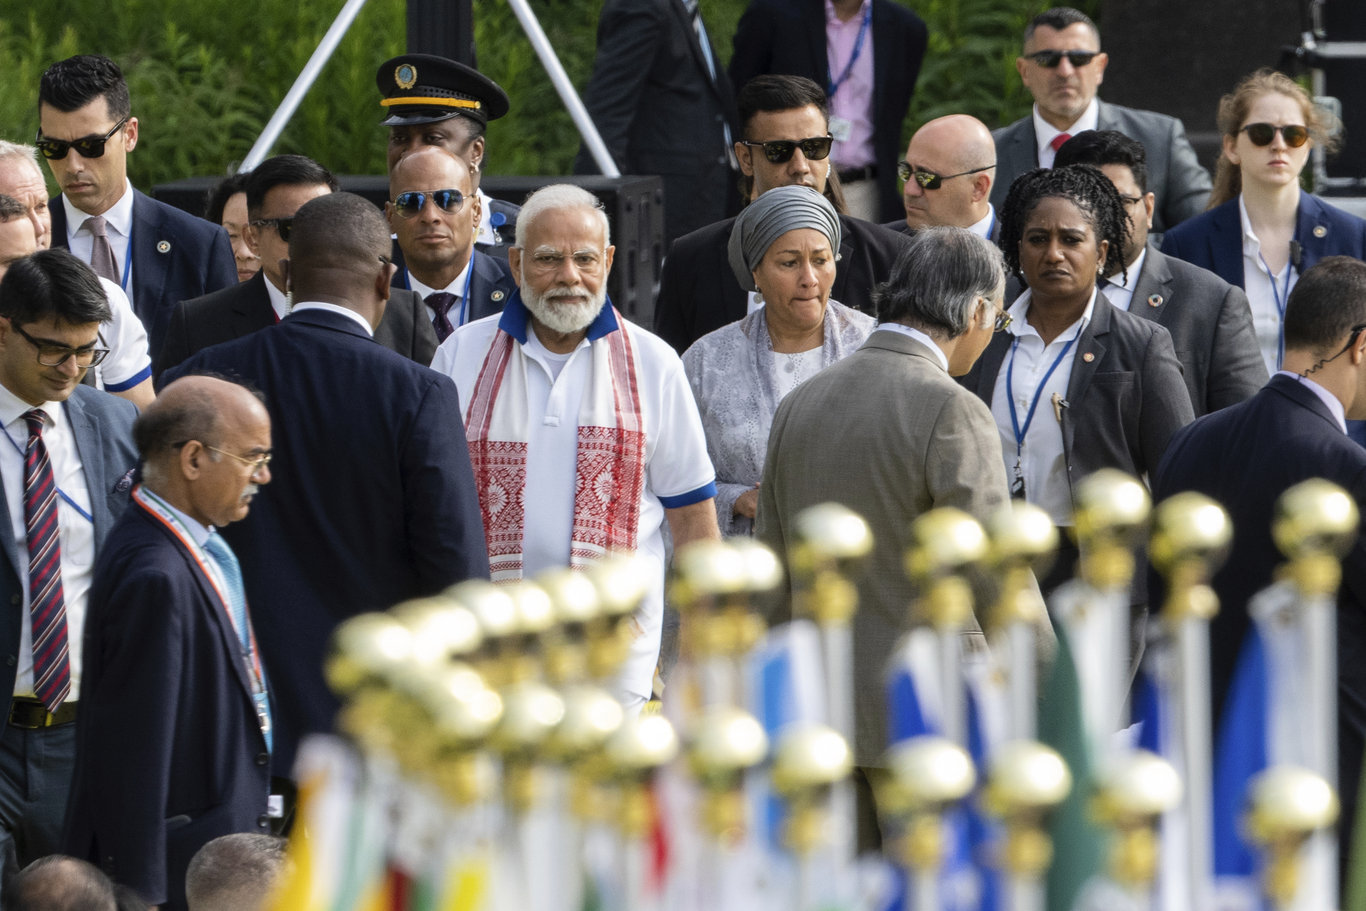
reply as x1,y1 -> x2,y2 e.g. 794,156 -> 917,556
1163,68 -> 1366,380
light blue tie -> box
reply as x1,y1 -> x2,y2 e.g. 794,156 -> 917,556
203,531 -> 272,752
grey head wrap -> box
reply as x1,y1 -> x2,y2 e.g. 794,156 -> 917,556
727,185 -> 842,292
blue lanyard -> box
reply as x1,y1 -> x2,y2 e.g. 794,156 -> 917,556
1005,325 -> 1083,459
1259,251 -> 1293,370
401,264 -> 476,327
1,423 -> 94,523
827,3 -> 872,98
118,241 -> 132,293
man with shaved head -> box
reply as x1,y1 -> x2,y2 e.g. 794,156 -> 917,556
892,114 -> 999,239
162,192 -> 489,775
387,146 -> 514,337
65,375 -> 274,911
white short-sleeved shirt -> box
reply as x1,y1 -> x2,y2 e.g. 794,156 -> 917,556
94,277 -> 151,392
433,298 -> 717,702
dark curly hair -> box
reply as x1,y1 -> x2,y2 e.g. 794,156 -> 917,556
997,164 -> 1130,287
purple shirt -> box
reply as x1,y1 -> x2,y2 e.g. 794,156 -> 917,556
826,0 -> 875,169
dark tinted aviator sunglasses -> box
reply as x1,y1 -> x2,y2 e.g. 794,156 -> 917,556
391,189 -> 466,218
1240,123 -> 1310,148
897,161 -> 994,190
250,217 -> 294,242
739,135 -> 834,164
1025,50 -> 1099,68
35,116 -> 129,160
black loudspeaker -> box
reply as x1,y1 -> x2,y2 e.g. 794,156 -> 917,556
1319,0 -> 1366,182
152,174 -> 667,326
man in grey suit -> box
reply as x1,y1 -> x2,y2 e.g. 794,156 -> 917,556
989,7 -> 1210,233
1054,130 -> 1267,416
0,249 -> 138,882
757,227 -> 1035,844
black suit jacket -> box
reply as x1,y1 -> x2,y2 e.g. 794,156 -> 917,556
573,0 -> 740,244
50,190 -> 237,358
1152,374 -> 1366,855
653,212 -> 911,352
162,309 -> 490,768
65,501 -> 271,910
390,248 -> 517,326
729,0 -> 928,223
990,102 -> 1211,234
155,272 -> 439,378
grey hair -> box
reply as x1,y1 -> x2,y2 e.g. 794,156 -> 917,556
0,142 -> 42,182
874,226 -> 1004,338
514,184 -> 610,249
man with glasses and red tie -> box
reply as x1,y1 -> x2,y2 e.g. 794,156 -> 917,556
0,249 -> 138,888
989,7 -> 1211,235
37,54 -> 236,359
653,74 -> 909,354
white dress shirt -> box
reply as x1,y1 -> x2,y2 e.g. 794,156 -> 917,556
1102,246 -> 1148,312
875,322 -> 950,371
1033,98 -> 1100,169
289,301 -> 374,336
1239,195 -> 1298,376
62,179 -> 135,294
408,258 -> 474,325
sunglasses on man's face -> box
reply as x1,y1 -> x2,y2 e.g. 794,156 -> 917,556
1025,50 -> 1099,68
390,189 -> 467,218
1239,123 -> 1310,148
739,135 -> 834,164
897,161 -> 994,190
250,217 -> 294,242
35,116 -> 129,161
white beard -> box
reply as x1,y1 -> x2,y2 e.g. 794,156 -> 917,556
522,284 -> 605,335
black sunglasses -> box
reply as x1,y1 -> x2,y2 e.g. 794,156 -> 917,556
35,116 -> 129,161
1240,123 -> 1310,148
739,135 -> 834,164
250,217 -> 294,242
391,189 -> 467,218
897,161 -> 995,190
1025,50 -> 1100,68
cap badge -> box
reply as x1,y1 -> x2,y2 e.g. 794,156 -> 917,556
395,64 -> 417,91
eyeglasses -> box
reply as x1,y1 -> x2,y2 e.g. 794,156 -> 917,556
525,250 -> 606,274
390,189 -> 467,218
1239,123 -> 1310,148
9,322 -> 109,367
206,446 -> 273,474
739,135 -> 834,164
897,161 -> 995,190
994,310 -> 1013,332
35,116 -> 129,160
249,217 -> 294,242
1025,50 -> 1100,68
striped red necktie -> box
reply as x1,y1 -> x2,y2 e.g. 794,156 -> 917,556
23,409 -> 70,713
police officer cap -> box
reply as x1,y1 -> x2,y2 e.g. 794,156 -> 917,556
377,54 -> 510,127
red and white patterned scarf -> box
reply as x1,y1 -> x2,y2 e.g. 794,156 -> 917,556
464,311 -> 646,581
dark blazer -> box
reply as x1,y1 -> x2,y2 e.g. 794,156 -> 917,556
162,309 -> 490,769
960,295 -> 1195,514
573,0 -> 740,244
729,0 -> 928,223
390,248 -> 517,325
1152,374 -> 1366,858
653,212 -> 911,352
1160,191 -> 1366,289
155,272 -> 439,378
882,213 -> 1001,243
0,388 -> 137,703
65,502 -> 271,910
990,102 -> 1211,233
50,190 -> 237,358
1127,245 -> 1267,416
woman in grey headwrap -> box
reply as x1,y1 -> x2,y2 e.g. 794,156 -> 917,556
682,185 -> 874,536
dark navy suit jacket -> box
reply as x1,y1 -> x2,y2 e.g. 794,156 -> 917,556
1161,191 -> 1366,289
0,388 -> 137,703
162,308 -> 489,769
1152,373 -> 1366,864
390,247 -> 517,326
65,501 -> 271,910
50,190 -> 237,359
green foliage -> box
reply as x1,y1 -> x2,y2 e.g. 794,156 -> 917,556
0,0 -> 1093,189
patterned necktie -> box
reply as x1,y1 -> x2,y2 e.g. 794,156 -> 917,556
83,216 -> 120,285
23,409 -> 70,713
1050,131 -> 1073,153
426,291 -> 459,342
203,531 -> 272,750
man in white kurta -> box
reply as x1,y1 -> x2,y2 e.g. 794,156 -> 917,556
432,185 -> 720,708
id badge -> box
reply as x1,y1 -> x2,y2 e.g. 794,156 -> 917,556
828,116 -> 852,142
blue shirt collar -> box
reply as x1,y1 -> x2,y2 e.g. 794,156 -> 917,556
496,290 -> 620,344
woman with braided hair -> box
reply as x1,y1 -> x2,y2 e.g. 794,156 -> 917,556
960,164 -> 1194,593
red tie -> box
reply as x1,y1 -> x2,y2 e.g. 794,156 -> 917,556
23,409 -> 70,713
1050,132 -> 1073,153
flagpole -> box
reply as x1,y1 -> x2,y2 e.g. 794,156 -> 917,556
983,741 -> 1072,911
879,736 -> 977,911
